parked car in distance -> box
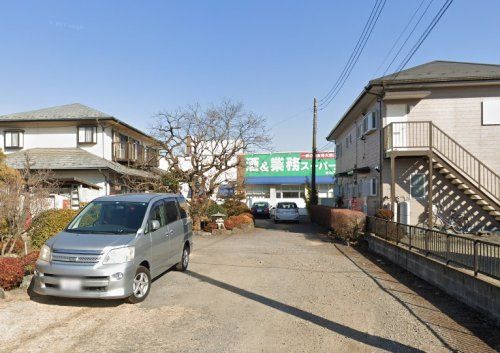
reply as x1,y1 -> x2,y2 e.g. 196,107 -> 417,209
33,193 -> 193,304
274,202 -> 300,223
251,201 -> 271,218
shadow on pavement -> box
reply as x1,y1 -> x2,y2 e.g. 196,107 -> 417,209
186,270 -> 425,353
334,242 -> 500,352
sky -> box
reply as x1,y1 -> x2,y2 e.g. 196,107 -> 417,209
0,0 -> 499,152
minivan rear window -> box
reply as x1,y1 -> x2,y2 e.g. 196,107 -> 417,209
277,202 -> 297,209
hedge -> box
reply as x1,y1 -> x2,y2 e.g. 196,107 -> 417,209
30,209 -> 79,249
0,257 -> 24,290
310,205 -> 366,243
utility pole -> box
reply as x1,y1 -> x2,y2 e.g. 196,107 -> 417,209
311,97 -> 318,205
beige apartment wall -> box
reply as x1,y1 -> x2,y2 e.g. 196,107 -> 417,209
384,85 -> 500,173
382,157 -> 496,230
333,100 -> 381,174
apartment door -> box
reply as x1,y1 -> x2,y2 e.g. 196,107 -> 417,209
386,104 -> 408,148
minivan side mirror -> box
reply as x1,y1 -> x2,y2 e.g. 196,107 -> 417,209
151,220 -> 161,231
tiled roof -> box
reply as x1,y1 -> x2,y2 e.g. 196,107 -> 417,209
5,148 -> 154,178
371,60 -> 500,85
0,103 -> 112,121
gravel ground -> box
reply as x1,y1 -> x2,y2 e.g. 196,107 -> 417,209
0,219 -> 498,353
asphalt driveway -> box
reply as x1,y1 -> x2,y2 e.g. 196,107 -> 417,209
0,219 -> 498,353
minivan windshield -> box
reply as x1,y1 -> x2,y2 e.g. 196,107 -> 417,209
66,201 -> 148,234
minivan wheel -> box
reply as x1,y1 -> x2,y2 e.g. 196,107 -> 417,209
176,245 -> 190,272
125,266 -> 151,304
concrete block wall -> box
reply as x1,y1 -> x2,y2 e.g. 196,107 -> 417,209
366,234 -> 500,323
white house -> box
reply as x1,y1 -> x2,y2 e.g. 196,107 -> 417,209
0,103 -> 161,208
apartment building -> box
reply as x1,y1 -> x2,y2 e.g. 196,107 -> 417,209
327,61 -> 500,231
0,103 -> 160,208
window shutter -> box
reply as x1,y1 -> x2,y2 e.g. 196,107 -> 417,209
5,132 -> 12,147
78,127 -> 85,143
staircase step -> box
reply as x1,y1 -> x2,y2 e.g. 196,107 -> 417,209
469,195 -> 482,200
496,216 -> 500,221
457,184 -> 470,190
489,210 -> 500,216
433,163 -> 444,169
445,174 -> 457,180
438,168 -> 450,174
476,200 -> 488,206
451,179 -> 464,185
482,205 -> 495,211
464,190 -> 476,195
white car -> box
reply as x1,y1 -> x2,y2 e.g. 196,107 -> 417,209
274,202 -> 300,223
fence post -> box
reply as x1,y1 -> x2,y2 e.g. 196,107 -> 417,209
385,220 -> 388,240
409,227 -> 412,250
446,234 -> 450,266
473,241 -> 478,277
425,229 -> 429,256
396,222 -> 399,245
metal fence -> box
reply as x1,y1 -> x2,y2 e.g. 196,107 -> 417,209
366,216 -> 500,280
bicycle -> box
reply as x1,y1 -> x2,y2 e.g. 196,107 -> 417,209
417,202 -> 471,234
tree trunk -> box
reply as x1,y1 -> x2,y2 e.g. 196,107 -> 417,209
192,216 -> 202,231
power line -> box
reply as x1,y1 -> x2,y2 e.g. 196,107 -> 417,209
373,0 -> 427,76
392,0 -> 454,78
269,107 -> 311,129
319,0 -> 387,111
382,0 -> 436,76
318,0 -> 381,105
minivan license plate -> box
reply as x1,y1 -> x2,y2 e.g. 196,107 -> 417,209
60,278 -> 82,291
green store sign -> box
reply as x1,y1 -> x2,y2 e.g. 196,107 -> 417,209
245,152 -> 336,177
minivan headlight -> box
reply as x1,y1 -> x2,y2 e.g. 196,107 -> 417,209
39,244 -> 51,262
102,247 -> 135,265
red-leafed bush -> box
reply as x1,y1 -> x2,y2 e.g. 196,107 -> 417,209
310,205 -> 366,243
228,214 -> 253,228
0,257 -> 24,290
22,251 -> 39,275
375,208 -> 393,220
224,219 -> 235,230
203,222 -> 218,233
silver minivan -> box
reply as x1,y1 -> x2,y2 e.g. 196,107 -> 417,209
33,193 -> 193,303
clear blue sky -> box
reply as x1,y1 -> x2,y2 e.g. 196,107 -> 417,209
1,0 -> 499,151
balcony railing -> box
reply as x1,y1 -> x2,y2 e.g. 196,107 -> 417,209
384,121 -> 500,203
112,142 -> 159,167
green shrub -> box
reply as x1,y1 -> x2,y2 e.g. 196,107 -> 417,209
222,198 -> 250,217
310,205 -> 366,244
206,201 -> 227,218
0,257 -> 24,290
30,209 -> 79,249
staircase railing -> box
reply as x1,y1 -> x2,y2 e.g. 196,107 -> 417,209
384,121 -> 500,204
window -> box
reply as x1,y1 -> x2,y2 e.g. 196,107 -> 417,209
177,197 -> 189,219
336,143 -> 342,158
362,111 -> 377,135
164,200 -> 180,224
482,99 -> 500,125
345,135 -> 349,148
369,177 -> 377,196
150,202 -> 167,228
78,126 -> 97,144
410,173 -> 426,198
4,130 -> 23,148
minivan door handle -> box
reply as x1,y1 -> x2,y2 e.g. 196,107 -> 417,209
166,229 -> 174,236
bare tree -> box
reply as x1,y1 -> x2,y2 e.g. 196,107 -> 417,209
0,152 -> 56,255
151,100 -> 271,230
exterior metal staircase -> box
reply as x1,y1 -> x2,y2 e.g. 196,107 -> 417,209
384,121 -> 500,223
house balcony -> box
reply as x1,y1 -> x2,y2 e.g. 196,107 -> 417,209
112,142 -> 159,167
